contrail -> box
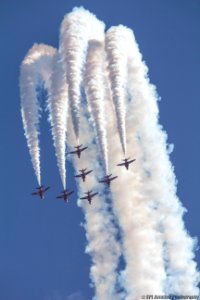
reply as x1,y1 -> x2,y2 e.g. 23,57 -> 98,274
126,27 -> 200,296
84,37 -> 109,174
48,51 -> 68,189
105,26 -> 129,156
66,108 -> 122,300
20,44 -> 56,185
60,7 -> 100,141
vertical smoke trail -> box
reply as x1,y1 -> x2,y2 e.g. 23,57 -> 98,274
104,68 -> 166,299
20,44 -> 56,185
60,7 -> 99,141
48,51 -> 68,189
66,108 -> 122,300
105,26 -> 129,156
84,37 -> 109,174
61,11 -> 123,298
126,29 -> 200,295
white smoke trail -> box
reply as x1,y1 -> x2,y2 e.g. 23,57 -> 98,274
20,44 -> 56,185
60,7 -> 100,141
84,37 -> 109,174
105,26 -> 129,156
66,107 -> 122,300
48,51 -> 68,189
103,25 -> 199,299
126,29 -> 200,295
62,11 -> 122,298
104,69 -> 166,299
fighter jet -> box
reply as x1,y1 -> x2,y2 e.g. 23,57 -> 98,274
75,168 -> 93,182
69,145 -> 88,158
117,158 -> 136,170
80,191 -> 98,205
31,185 -> 50,199
56,189 -> 74,203
99,174 -> 118,187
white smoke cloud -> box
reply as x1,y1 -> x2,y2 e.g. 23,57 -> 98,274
60,7 -> 102,141
20,43 -> 56,185
126,27 -> 200,296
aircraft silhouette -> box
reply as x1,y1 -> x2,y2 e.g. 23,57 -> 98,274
80,190 -> 98,205
117,158 -> 136,170
69,144 -> 88,158
99,174 -> 118,187
31,185 -> 50,199
56,189 -> 74,203
75,168 -> 93,182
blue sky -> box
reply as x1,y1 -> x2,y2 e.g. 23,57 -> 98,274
0,1 -> 200,299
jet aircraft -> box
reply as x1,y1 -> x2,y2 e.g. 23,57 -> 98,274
31,185 -> 50,199
69,145 -> 88,158
117,158 -> 136,170
56,190 -> 74,203
80,191 -> 98,205
75,168 -> 93,182
99,174 -> 118,187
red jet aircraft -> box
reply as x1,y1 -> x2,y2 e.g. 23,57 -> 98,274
99,174 -> 118,187
80,191 -> 98,205
31,185 -> 50,199
56,190 -> 74,203
69,145 -> 88,158
75,168 -> 93,182
117,158 -> 136,170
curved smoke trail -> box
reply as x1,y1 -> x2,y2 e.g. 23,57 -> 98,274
60,7 -> 100,141
20,44 -> 56,185
105,26 -> 129,156
48,51 -> 68,189
84,37 -> 109,174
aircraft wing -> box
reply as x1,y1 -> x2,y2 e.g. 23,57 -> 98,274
80,146 -> 88,151
44,187 -> 50,192
68,191 -> 74,196
111,176 -> 118,181
56,196 -> 63,199
32,192 -> 38,195
80,196 -> 88,200
91,192 -> 98,197
86,170 -> 93,175
75,174 -> 82,178
117,162 -> 125,166
69,150 -> 77,154
129,159 -> 136,163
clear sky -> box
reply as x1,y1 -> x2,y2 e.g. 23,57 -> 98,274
0,1 -> 199,299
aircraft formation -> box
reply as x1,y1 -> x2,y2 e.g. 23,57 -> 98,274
31,144 -> 136,204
